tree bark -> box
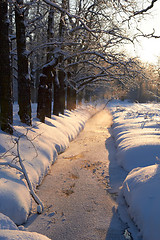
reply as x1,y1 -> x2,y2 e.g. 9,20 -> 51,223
37,59 -> 58,121
15,0 -> 32,125
37,6 -> 56,120
67,86 -> 72,110
77,90 -> 83,106
45,7 -> 55,118
67,86 -> 76,110
37,74 -> 47,123
53,0 -> 67,115
53,71 -> 60,116
58,69 -> 65,114
0,0 -> 13,134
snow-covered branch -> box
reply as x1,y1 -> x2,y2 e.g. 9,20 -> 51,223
134,0 -> 158,16
16,137 -> 44,213
0,128 -> 44,213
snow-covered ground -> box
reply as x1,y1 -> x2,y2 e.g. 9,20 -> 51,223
1,100 -> 160,240
0,102 -> 104,240
25,108 -> 126,240
109,100 -> 160,240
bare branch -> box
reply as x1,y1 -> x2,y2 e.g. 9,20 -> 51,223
135,28 -> 160,39
134,0 -> 158,16
42,0 -> 97,37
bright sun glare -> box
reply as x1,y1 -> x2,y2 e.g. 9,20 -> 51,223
136,38 -> 160,65
127,1 -> 160,65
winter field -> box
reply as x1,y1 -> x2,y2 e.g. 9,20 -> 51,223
0,100 -> 160,240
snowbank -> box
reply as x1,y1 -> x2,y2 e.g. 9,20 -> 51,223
0,103 -> 104,231
122,164 -> 160,240
0,230 -> 51,240
109,101 -> 160,240
110,102 -> 160,172
0,213 -> 18,230
0,213 -> 51,239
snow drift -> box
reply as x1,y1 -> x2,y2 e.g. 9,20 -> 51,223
109,101 -> 160,240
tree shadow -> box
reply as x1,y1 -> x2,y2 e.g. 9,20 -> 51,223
104,128 -> 128,240
105,207 -> 127,240
105,129 -> 128,193
105,128 -> 143,240
24,213 -> 39,227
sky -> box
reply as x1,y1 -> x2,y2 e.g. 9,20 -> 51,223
126,0 -> 160,65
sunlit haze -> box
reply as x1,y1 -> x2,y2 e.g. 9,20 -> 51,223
126,1 -> 160,65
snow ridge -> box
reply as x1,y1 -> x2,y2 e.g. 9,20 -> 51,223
109,101 -> 160,240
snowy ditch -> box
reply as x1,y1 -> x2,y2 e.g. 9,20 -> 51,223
0,102 -> 104,239
1,100 -> 160,240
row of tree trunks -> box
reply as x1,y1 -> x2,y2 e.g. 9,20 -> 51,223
37,61 -> 57,122
37,0 -> 77,122
37,65 -> 77,121
0,0 -> 82,132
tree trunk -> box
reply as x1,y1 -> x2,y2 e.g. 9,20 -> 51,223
37,59 -> 58,121
37,6 -> 55,120
67,86 -> 76,110
37,74 -> 47,123
53,0 -> 67,115
67,86 -> 72,110
15,0 -> 32,125
77,90 -> 83,106
45,75 -> 53,118
0,1 -> 13,134
53,72 -> 60,116
45,7 -> 55,118
84,87 -> 91,103
72,88 -> 77,109
58,69 -> 65,114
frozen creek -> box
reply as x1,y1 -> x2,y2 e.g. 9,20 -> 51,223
24,109 -> 127,240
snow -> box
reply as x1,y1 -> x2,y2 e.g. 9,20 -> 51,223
0,213 -> 18,230
122,165 -> 160,240
109,100 -> 160,240
110,102 -> 160,172
0,230 -> 51,240
1,100 -> 160,240
24,108 -> 126,240
0,213 -> 51,239
0,102 -> 104,239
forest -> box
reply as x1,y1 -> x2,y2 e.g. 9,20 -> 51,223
0,0 -> 159,134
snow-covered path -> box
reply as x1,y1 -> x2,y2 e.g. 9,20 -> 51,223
25,109 -> 126,240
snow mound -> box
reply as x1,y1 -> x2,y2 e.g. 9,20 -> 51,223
0,168 -> 32,225
110,102 -> 160,172
109,101 -> 160,240
0,230 -> 51,240
122,164 -> 160,240
0,213 -> 51,239
0,213 -> 18,230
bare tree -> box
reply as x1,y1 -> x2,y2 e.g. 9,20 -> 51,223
8,0 -> 155,124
